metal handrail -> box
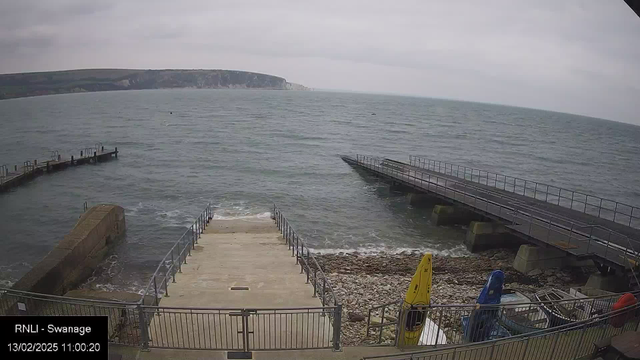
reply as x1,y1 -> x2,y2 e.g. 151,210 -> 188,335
366,289 -> 640,343
369,288 -> 640,313
272,204 -> 340,307
355,155 -> 640,269
139,203 -> 213,305
0,164 -> 7,184
409,155 -> 640,229
1,287 -> 139,306
363,301 -> 640,359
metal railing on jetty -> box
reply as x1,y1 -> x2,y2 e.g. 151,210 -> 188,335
354,155 -> 640,273
409,155 -> 640,229
363,302 -> 640,360
272,204 -> 340,308
140,203 -> 213,305
0,145 -> 119,191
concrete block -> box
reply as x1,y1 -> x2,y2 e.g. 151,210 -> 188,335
431,205 -> 479,226
513,244 -> 568,274
585,274 -> 628,293
465,221 -> 510,252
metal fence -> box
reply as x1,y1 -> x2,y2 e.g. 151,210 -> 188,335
354,155 -> 640,273
409,156 -> 640,229
0,287 -> 144,346
363,302 -> 640,360
140,203 -> 213,305
366,290 -> 639,347
272,204 -> 340,308
0,287 -> 342,351
143,305 -> 340,351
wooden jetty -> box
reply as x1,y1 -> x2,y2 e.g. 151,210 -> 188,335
0,145 -> 118,193
342,154 -> 640,280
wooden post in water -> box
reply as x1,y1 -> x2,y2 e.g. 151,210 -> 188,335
115,147 -> 118,158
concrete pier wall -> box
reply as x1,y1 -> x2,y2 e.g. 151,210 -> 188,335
11,204 -> 126,295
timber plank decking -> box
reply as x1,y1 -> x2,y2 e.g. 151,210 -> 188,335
342,155 -> 640,271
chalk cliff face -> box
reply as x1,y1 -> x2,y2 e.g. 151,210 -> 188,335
0,69 -> 306,100
285,82 -> 311,91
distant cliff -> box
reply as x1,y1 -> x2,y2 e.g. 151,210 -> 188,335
0,69 -> 308,100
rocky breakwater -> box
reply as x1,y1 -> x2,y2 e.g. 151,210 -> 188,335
315,249 -> 595,346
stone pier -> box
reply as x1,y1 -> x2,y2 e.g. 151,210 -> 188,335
430,205 -> 480,226
513,244 -> 570,273
464,221 -> 516,252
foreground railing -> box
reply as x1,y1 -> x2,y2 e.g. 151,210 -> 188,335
409,155 -> 640,229
0,287 -> 341,351
354,155 -> 640,271
144,305 -> 340,351
363,302 -> 640,360
0,287 -> 143,346
366,290 -> 640,347
139,203 -> 213,305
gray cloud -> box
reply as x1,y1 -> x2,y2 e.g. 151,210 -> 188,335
1,0 -> 639,124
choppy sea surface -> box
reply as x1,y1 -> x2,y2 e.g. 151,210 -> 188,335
1,89 -> 639,292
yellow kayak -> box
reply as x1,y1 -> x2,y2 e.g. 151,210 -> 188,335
401,253 -> 433,346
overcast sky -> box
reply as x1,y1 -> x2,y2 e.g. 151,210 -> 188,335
1,0 -> 639,124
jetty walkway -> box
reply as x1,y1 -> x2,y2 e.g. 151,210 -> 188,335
342,154 -> 640,295
0,144 -> 118,193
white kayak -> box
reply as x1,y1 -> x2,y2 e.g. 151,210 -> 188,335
418,317 -> 447,345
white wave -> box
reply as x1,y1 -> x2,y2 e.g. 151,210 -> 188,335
313,244 -> 471,257
126,202 -> 145,216
157,209 -> 193,227
213,211 -> 272,221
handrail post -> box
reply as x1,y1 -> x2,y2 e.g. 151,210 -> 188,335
333,304 -> 342,351
300,242 -> 304,273
164,275 -> 169,297
296,235 -> 299,264
598,198 -> 603,217
171,251 -> 176,281
313,269 -> 317,297
322,277 -> 326,306
153,276 -> 159,306
137,304 -> 150,350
